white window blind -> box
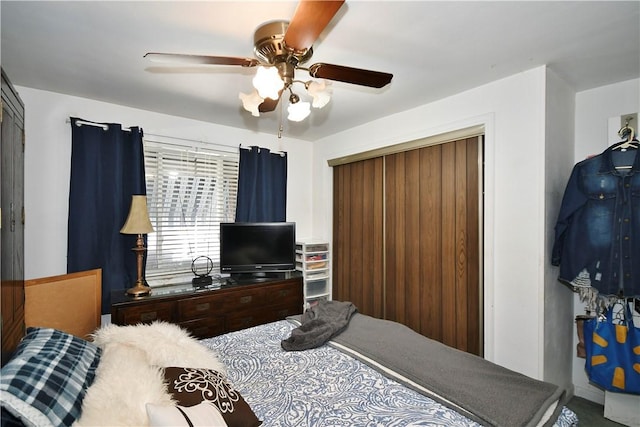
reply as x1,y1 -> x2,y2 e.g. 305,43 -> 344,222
143,138 -> 238,285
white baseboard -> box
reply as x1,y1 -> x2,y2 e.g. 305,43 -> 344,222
573,384 -> 605,405
604,392 -> 640,427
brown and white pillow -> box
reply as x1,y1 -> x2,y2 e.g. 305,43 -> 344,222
146,401 -> 228,427
164,367 -> 262,427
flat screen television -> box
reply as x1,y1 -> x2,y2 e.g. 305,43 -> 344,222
219,222 -> 296,279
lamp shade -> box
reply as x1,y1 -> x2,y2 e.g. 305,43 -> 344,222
252,66 -> 284,100
287,100 -> 311,122
239,90 -> 264,117
306,80 -> 332,108
120,195 -> 154,234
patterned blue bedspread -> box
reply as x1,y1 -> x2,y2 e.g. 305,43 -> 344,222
200,321 -> 578,427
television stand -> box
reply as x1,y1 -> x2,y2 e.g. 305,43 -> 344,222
111,272 -> 303,339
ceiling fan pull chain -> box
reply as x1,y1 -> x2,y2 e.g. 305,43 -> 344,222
278,96 -> 284,139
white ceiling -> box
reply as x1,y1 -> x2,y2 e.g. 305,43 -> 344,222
2,1 -> 639,142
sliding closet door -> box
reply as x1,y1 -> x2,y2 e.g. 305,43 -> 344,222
385,137 -> 481,355
333,158 -> 385,318
333,136 -> 482,356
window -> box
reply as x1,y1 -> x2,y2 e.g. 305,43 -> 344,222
143,138 -> 238,286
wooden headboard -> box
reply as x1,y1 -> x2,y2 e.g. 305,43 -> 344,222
25,269 -> 102,340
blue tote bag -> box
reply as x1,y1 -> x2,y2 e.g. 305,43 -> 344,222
583,301 -> 640,394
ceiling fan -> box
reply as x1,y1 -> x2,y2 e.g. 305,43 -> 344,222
144,0 -> 393,121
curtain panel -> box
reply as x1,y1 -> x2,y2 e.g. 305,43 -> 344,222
235,146 -> 287,222
67,117 -> 146,313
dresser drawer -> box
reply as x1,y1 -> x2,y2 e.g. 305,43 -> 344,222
178,295 -> 221,321
223,286 -> 267,308
179,317 -> 225,339
268,303 -> 302,320
226,310 -> 273,332
178,287 -> 267,321
118,301 -> 173,325
227,302 -> 301,332
264,282 -> 301,305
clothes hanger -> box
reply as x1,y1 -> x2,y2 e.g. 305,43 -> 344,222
612,118 -> 638,169
613,118 -> 639,151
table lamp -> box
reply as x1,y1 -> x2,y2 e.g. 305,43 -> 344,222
120,195 -> 154,296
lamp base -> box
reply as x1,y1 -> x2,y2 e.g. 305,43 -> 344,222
126,281 -> 151,297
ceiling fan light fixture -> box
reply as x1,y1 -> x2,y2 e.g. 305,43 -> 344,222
239,90 -> 264,117
305,80 -> 332,108
287,94 -> 311,122
252,66 -> 284,100
144,1 -> 394,127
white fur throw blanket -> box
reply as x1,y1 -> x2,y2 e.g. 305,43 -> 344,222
74,322 -> 225,426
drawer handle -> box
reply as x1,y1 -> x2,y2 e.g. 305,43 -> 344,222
196,303 -> 210,312
140,311 -> 157,322
239,296 -> 252,304
278,290 -> 290,297
241,317 -> 253,326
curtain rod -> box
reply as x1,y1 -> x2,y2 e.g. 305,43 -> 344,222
239,144 -> 286,156
66,118 -> 132,132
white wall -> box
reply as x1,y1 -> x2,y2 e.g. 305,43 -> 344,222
312,66 -> 567,381
17,86 -> 314,280
572,77 -> 639,404
542,68 -> 577,393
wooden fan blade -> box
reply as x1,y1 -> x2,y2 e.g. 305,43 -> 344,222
259,95 -> 281,113
308,63 -> 393,88
283,0 -> 345,53
144,53 -> 259,67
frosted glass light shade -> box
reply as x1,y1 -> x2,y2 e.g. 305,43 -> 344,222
287,101 -> 311,122
306,80 -> 332,108
239,90 -> 264,117
252,66 -> 284,100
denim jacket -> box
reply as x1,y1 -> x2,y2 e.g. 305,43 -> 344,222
552,144 -> 640,297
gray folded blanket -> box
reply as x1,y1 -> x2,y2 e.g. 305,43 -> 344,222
329,313 -> 565,427
281,300 -> 357,351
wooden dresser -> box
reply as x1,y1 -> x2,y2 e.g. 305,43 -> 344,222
111,274 -> 303,339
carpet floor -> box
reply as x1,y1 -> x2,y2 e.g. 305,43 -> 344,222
565,396 -> 625,426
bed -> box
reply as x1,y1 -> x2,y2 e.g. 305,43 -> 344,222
0,310 -> 578,427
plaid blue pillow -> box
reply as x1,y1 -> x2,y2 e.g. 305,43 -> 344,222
0,327 -> 101,427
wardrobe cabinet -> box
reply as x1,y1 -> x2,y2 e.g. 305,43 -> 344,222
1,69 -> 26,364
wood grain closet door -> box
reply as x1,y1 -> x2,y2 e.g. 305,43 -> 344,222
333,137 -> 482,356
333,158 -> 385,318
385,137 -> 481,355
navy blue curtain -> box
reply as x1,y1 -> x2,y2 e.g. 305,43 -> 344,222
67,118 -> 146,314
235,146 -> 287,222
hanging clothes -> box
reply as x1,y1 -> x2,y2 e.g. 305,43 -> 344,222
552,141 -> 640,298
